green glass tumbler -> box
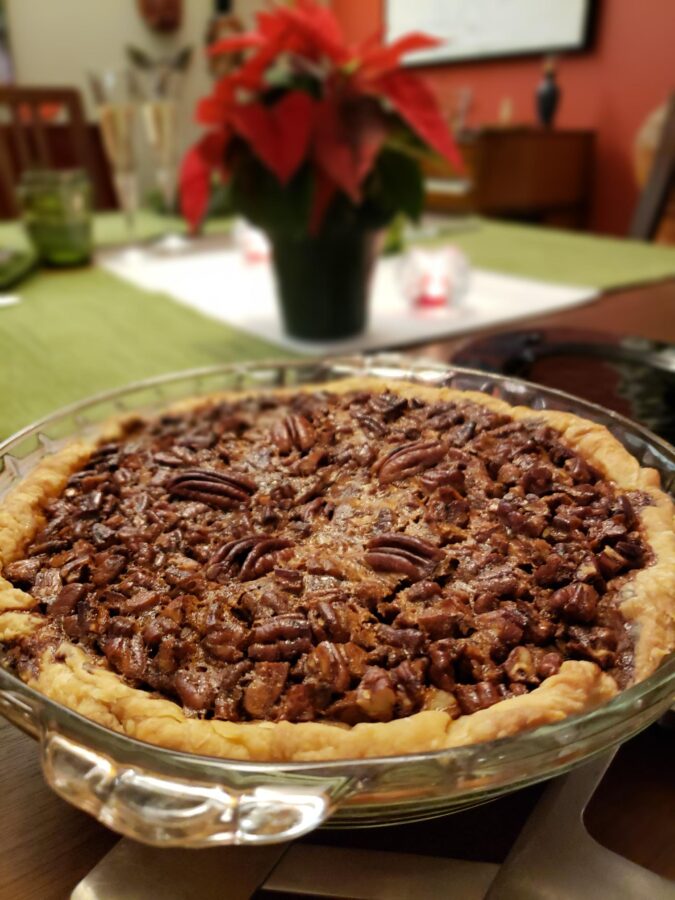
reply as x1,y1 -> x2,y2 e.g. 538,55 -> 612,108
19,169 -> 93,266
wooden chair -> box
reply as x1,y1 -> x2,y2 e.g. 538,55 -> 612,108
630,94 -> 675,244
0,86 -> 107,217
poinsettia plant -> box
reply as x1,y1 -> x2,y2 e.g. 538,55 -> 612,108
180,0 -> 462,237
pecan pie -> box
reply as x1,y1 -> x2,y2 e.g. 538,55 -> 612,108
0,377 -> 673,761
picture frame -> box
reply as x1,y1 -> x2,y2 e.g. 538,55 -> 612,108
385,0 -> 598,67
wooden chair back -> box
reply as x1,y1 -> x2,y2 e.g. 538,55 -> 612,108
0,86 -> 104,217
630,94 -> 675,243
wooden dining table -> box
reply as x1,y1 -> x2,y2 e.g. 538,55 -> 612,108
0,216 -> 673,898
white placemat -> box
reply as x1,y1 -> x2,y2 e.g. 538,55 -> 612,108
99,246 -> 599,355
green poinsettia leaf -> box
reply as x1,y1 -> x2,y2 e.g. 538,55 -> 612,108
366,147 -> 424,223
229,155 -> 312,237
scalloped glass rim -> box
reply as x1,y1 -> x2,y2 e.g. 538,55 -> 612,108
1,354 -> 673,775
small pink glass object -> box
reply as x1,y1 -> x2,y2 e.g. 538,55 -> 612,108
233,219 -> 271,264
400,246 -> 470,309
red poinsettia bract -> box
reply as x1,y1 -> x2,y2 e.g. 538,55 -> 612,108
179,0 -> 461,234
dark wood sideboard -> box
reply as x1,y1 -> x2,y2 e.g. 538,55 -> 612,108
425,127 -> 595,229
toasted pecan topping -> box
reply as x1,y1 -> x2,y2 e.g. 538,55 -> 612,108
364,533 -> 442,581
374,440 -> 446,484
3,385 -> 648,726
272,413 -> 316,454
168,468 -> 257,508
210,535 -> 294,581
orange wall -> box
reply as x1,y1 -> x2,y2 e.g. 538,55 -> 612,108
331,0 -> 675,235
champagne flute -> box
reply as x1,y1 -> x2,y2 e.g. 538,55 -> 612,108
142,97 -> 176,211
89,68 -> 141,247
140,96 -> 189,251
129,45 -> 192,252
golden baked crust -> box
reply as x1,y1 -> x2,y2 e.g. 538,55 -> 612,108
0,376 -> 673,762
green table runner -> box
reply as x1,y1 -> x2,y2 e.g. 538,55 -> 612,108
0,267 -> 290,438
441,219 -> 675,289
0,213 -> 673,439
0,210 -> 233,253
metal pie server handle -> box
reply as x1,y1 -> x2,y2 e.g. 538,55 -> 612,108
485,751 -> 675,899
41,730 -> 353,846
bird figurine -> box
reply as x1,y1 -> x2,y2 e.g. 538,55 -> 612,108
536,56 -> 561,128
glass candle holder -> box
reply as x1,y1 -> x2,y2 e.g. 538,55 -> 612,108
19,169 -> 93,267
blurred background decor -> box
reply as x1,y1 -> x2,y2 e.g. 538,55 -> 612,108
136,0 -> 183,34
89,67 -> 142,244
385,0 -> 596,65
0,0 -> 12,84
631,94 -> 675,244
400,245 -> 470,309
127,44 -> 193,248
204,3 -> 245,80
19,168 -> 92,266
535,56 -> 561,128
178,0 -> 463,340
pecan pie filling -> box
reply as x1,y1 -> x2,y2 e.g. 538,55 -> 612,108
5,388 -> 650,725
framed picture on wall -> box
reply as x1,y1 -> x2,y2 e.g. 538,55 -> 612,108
386,0 -> 597,66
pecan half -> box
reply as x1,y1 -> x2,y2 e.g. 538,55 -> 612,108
168,468 -> 257,509
378,624 -> 424,656
503,646 -> 537,683
210,535 -> 294,581
273,568 -> 304,593
243,662 -> 289,718
102,634 -> 146,680
455,681 -> 507,714
308,593 -> 354,642
305,641 -> 367,692
272,414 -> 316,454
420,466 -> 466,495
356,666 -> 397,721
364,533 -> 442,580
250,614 -> 311,644
369,393 -> 409,421
428,639 -> 457,690
352,412 -> 387,437
174,670 -> 217,711
392,658 -> 427,716
51,583 -> 87,616
548,582 -> 598,623
3,557 -> 42,586
596,546 -> 628,578
374,441 -> 446,484
202,623 -> 247,662
248,614 -> 312,661
565,625 -> 618,668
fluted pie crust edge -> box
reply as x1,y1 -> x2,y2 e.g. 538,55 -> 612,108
0,376 -> 673,762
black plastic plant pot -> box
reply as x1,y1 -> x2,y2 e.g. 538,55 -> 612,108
270,228 -> 377,340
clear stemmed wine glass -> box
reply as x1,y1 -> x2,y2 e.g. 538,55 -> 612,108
140,96 -> 188,251
131,46 -> 192,252
89,67 -> 141,250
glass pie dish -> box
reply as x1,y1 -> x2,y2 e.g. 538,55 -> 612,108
0,354 -> 673,846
